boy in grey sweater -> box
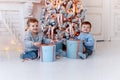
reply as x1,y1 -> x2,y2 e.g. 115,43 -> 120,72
21,18 -> 51,61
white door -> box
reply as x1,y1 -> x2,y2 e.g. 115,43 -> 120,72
82,0 -> 111,41
110,0 -> 120,40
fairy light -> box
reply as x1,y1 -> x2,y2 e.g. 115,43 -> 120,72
4,47 -> 10,52
10,40 -> 16,45
4,47 -> 10,59
17,47 -> 23,54
57,0 -> 62,6
50,0 -> 53,2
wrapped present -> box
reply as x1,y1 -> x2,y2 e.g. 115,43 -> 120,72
39,44 -> 56,62
66,40 -> 83,59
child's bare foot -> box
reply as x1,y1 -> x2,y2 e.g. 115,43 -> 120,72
22,58 -> 31,62
56,55 -> 61,59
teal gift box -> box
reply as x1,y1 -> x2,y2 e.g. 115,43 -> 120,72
67,40 -> 83,59
39,44 -> 56,62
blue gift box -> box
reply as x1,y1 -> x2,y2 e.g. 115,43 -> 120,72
39,44 -> 56,62
67,40 -> 83,59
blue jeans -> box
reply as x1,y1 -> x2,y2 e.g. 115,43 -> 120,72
21,50 -> 38,59
83,49 -> 93,57
78,49 -> 93,59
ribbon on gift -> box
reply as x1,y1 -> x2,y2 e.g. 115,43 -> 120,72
40,46 -> 43,61
76,40 -> 80,59
76,40 -> 83,59
38,48 -> 41,59
52,45 -> 55,61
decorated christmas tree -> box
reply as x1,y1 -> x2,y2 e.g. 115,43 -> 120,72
40,0 -> 86,40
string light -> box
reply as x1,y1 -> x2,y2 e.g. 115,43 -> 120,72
4,47 -> 10,52
10,40 -> 16,45
16,47 -> 23,55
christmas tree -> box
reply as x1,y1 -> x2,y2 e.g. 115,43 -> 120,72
40,0 -> 86,40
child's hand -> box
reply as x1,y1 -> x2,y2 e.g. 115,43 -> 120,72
34,42 -> 41,47
81,39 -> 85,45
83,46 -> 86,52
50,40 -> 55,44
50,40 -> 59,44
81,39 -> 84,42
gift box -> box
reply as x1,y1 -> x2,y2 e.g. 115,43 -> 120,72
39,44 -> 56,62
67,40 -> 83,59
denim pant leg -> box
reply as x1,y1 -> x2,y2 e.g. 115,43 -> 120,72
23,50 -> 38,59
57,49 -> 67,57
83,49 -> 93,58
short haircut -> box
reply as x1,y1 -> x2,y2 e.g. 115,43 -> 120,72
81,21 -> 92,28
27,18 -> 38,26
